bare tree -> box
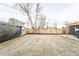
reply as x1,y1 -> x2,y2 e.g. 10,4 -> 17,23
16,3 -> 34,29
16,3 -> 47,33
34,3 -> 43,29
53,20 -> 57,29
38,15 -> 46,29
53,20 -> 57,33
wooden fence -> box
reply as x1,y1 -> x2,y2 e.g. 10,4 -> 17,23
26,28 -> 66,34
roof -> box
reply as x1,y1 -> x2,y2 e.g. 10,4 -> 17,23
65,22 -> 79,26
9,18 -> 25,24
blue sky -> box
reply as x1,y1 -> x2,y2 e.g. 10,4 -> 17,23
0,3 -> 79,28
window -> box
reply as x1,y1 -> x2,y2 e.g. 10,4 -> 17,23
75,27 -> 79,31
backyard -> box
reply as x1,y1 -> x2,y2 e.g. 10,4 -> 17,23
0,35 -> 79,56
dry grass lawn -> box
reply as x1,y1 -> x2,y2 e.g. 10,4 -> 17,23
0,35 -> 79,56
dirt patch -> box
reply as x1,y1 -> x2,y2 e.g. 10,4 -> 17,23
0,35 -> 79,56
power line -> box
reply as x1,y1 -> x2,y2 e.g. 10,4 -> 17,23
0,3 -> 26,16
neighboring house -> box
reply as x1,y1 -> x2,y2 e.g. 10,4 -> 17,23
8,18 -> 25,26
65,22 -> 79,38
8,18 -> 26,35
0,21 -> 22,42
